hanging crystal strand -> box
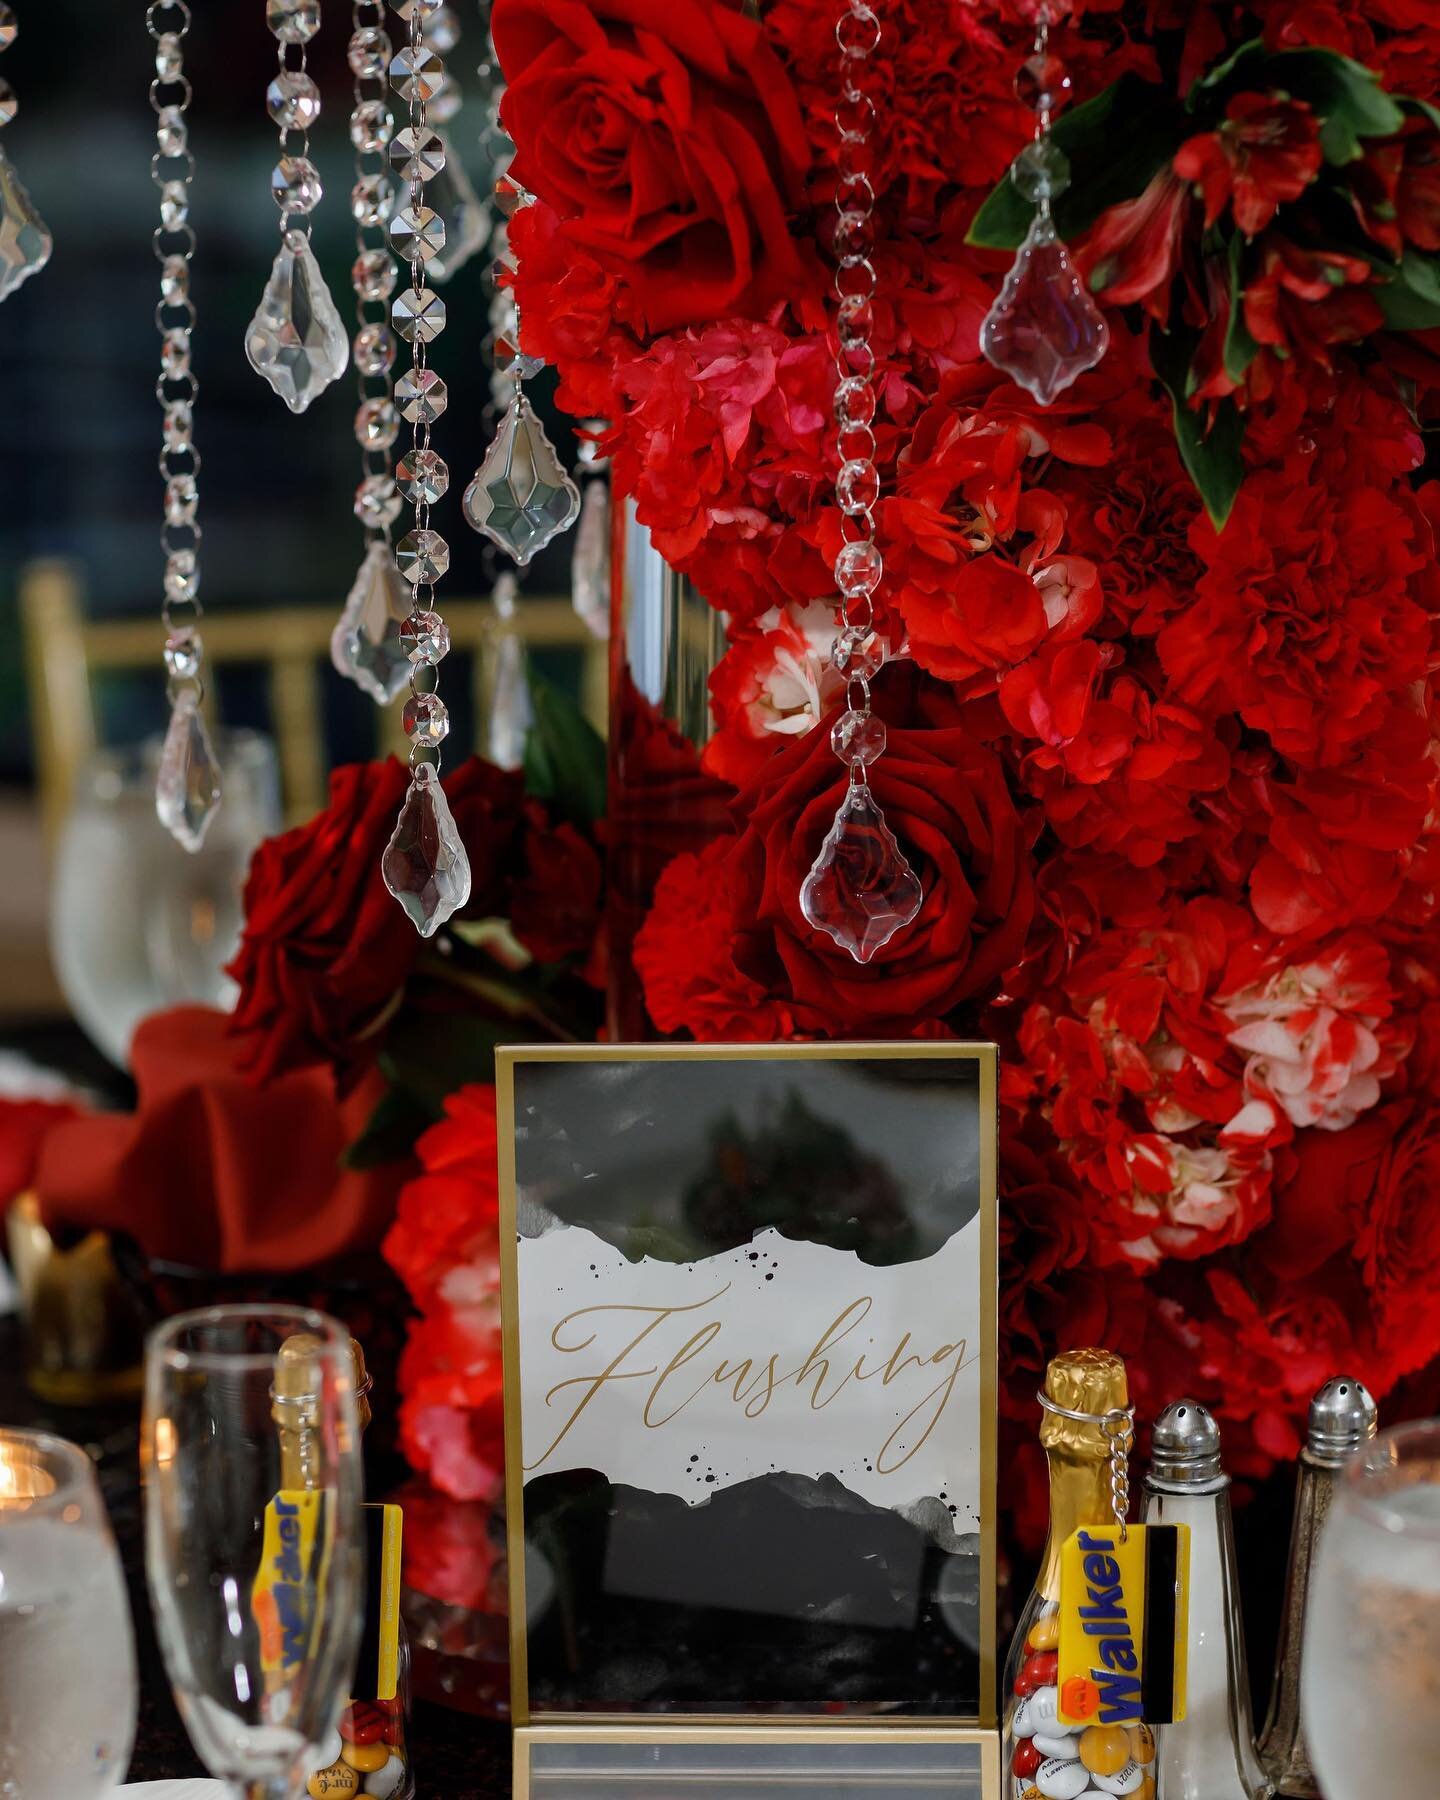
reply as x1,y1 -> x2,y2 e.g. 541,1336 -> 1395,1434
0,3 -> 52,302
413,4 -> 487,282
461,176 -> 580,565
485,571 -> 532,770
979,5 -> 1108,404
148,1 -> 221,852
246,0 -> 349,411
331,0 -> 410,703
381,0 -> 470,938
799,0 -> 922,967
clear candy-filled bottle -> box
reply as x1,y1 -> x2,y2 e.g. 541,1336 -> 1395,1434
1005,1348 -> 1156,1800
301,1337 -> 415,1800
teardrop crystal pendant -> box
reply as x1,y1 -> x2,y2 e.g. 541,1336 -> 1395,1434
244,228 -> 349,413
382,762 -> 471,937
155,688 -> 222,852
462,392 -> 581,565
0,144 -> 51,302
425,132 -> 489,282
570,477 -> 611,640
979,212 -> 1109,406
800,774 -> 923,965
330,540 -> 412,703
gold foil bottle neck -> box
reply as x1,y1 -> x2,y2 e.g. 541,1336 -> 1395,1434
1040,1347 -> 1129,1459
348,1337 -> 373,1436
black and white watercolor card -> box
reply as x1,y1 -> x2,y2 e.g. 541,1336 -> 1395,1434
497,1044 -> 998,1725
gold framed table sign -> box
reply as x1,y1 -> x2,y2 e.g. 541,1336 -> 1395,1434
497,1042 -> 998,1783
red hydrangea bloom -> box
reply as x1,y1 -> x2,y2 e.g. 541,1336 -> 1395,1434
1174,94 -> 1323,237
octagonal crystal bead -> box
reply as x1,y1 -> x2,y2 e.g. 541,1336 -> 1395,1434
391,125 -> 446,183
354,322 -> 396,375
351,173 -> 394,227
272,154 -> 322,215
832,625 -> 886,679
354,474 -> 403,530
390,204 -> 445,263
352,247 -> 396,301
395,367 -> 447,423
0,5 -> 17,50
350,99 -> 392,152
266,70 -> 321,130
831,709 -> 887,767
348,27 -> 390,78
392,285 -> 446,343
355,396 -> 399,450
390,44 -> 446,105
402,610 -> 450,665
396,528 -> 449,585
266,0 -> 320,43
397,449 -> 449,505
403,691 -> 450,747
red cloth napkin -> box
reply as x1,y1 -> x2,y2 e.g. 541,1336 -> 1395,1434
37,1007 -> 406,1272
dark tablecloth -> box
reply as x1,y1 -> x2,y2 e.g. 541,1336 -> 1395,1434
0,1313 -> 511,1797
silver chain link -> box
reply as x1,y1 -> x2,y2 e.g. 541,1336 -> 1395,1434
147,0 -> 205,704
1103,1407 -> 1135,1542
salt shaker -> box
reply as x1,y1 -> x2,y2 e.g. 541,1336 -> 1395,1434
1257,1375 -> 1378,1797
1141,1400 -> 1271,1800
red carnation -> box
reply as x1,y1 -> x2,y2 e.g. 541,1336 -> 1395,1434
1174,94 -> 1323,237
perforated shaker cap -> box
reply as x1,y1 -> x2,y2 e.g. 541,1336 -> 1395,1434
1305,1375 -> 1377,1467
1147,1398 -> 1223,1489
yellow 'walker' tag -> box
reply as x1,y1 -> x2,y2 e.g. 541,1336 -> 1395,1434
1056,1521 -> 1189,1727
252,1488 -> 333,1680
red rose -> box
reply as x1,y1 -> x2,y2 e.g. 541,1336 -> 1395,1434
510,802 -> 605,971
494,0 -> 814,333
228,758 -> 524,1090
729,710 -> 1036,1033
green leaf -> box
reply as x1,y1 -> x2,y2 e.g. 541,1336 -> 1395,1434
1188,43 -> 1404,163
523,666 -> 606,825
967,75 -> 1177,250
1377,251 -> 1440,329
1222,236 -> 1260,383
379,1014 -> 513,1115
342,1080 -> 442,1170
1151,325 -> 1246,529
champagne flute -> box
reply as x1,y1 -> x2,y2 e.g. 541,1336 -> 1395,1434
0,1428 -> 138,1797
143,1306 -> 364,1800
1302,1417 -> 1440,1794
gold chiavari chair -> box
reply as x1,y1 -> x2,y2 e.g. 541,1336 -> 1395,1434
19,557 -> 607,841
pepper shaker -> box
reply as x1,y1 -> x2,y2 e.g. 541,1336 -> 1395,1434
1257,1375 -> 1378,1797
1141,1400 -> 1271,1800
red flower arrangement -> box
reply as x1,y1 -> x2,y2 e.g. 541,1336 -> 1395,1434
485,0 -> 1440,1532
207,0 -> 1440,1572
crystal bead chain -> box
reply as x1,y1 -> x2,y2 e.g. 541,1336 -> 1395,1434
148,0 -> 221,851
380,0 -> 471,937
828,0 -> 885,748
798,0 -> 924,965
266,0 -> 322,238
326,0 -> 413,706
247,0 -> 349,410
978,3 -> 1107,403
350,0 -> 400,543
0,1 -> 53,303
